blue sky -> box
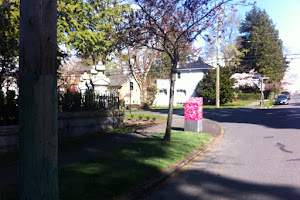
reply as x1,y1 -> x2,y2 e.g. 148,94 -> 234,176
240,0 -> 300,92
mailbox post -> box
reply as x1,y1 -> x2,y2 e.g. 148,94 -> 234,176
184,97 -> 203,132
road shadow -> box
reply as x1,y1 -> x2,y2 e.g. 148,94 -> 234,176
145,107 -> 300,130
146,169 -> 300,200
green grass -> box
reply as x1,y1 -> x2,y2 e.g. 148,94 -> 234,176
0,127 -> 133,166
124,114 -> 167,120
59,131 -> 212,199
59,127 -> 134,149
149,105 -> 185,110
203,100 -> 257,109
254,100 -> 275,108
0,131 -> 212,199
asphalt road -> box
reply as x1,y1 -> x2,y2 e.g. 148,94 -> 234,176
144,95 -> 300,200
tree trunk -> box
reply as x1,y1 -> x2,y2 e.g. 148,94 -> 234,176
139,80 -> 148,107
164,62 -> 177,141
19,0 -> 58,199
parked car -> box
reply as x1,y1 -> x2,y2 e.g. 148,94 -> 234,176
275,94 -> 289,105
281,91 -> 291,99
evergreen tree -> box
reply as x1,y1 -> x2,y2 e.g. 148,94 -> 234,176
0,0 -> 19,84
239,6 -> 288,83
197,66 -> 235,105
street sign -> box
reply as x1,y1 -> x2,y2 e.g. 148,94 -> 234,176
130,82 -> 133,90
252,78 -> 260,81
260,83 -> 265,91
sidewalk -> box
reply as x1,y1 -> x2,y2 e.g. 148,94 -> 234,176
0,116 -> 222,191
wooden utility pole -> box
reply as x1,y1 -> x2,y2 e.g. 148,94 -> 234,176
19,0 -> 58,199
216,8 -> 221,108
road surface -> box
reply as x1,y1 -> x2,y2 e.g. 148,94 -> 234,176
145,95 -> 300,200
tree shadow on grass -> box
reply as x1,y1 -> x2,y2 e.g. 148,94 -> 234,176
58,134 -> 198,200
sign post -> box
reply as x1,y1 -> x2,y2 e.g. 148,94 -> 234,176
253,77 -> 269,107
130,82 -> 133,114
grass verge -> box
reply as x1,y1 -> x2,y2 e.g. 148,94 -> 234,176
59,127 -> 133,149
59,131 -> 212,199
124,114 -> 167,120
0,127 -> 134,165
254,100 -> 275,108
0,131 -> 212,199
203,100 -> 257,109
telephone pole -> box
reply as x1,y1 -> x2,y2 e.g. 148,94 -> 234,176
216,8 -> 221,108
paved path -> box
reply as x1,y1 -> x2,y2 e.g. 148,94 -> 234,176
146,96 -> 300,200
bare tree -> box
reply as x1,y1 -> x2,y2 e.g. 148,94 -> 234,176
128,48 -> 157,108
19,0 -> 58,199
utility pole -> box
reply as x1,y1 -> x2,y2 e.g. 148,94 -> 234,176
216,8 -> 221,108
19,0 -> 58,199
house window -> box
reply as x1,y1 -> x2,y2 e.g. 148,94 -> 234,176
177,72 -> 181,79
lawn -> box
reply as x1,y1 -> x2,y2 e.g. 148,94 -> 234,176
254,100 -> 275,108
0,127 -> 134,165
59,131 -> 212,199
0,131 -> 212,199
204,100 -> 257,109
124,113 -> 168,120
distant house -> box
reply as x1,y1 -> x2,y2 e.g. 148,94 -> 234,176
154,60 -> 213,106
109,73 -> 140,106
77,62 -> 110,94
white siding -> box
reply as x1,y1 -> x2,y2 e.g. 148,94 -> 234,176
154,70 -> 206,106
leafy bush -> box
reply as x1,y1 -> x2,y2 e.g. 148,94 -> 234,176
147,83 -> 158,106
151,116 -> 157,121
237,93 -> 261,100
130,113 -> 135,119
138,114 -> 144,120
145,114 -> 151,120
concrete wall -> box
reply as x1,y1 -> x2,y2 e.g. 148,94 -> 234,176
0,110 -> 124,156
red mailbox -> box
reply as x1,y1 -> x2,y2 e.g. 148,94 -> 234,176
184,97 -> 203,132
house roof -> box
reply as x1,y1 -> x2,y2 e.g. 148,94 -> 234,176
178,60 -> 213,71
109,74 -> 131,88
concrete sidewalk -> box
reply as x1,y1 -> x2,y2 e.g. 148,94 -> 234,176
0,116 -> 222,194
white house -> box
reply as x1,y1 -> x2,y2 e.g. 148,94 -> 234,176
77,62 -> 110,94
154,60 -> 213,106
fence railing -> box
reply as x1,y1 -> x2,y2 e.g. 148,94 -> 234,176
58,91 -> 120,112
1,90 -> 120,126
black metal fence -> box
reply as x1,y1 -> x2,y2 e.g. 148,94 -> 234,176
58,91 -> 120,112
0,90 -> 120,126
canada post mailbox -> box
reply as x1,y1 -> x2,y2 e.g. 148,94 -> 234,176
184,97 -> 203,132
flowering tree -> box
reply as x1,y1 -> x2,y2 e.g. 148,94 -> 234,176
129,0 -> 249,141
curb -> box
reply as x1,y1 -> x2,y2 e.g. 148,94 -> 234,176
123,125 -> 224,200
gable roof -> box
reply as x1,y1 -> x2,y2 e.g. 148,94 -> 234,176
178,60 -> 213,71
108,74 -> 131,88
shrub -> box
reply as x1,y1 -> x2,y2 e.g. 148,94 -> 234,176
237,93 -> 261,100
151,116 -> 157,121
130,113 -> 135,119
145,114 -> 151,120
138,114 -> 144,120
